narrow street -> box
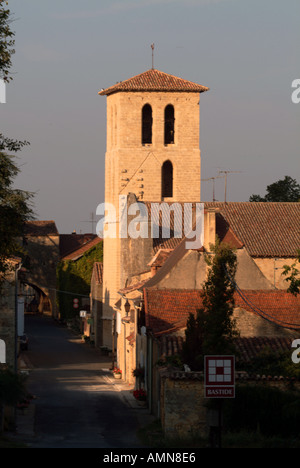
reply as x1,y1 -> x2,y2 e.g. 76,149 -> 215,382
16,315 -> 152,449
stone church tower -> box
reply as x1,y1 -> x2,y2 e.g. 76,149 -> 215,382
99,68 -> 209,348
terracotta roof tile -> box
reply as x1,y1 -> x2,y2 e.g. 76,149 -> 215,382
205,202 -> 300,258
235,336 -> 292,363
59,233 -> 97,258
99,69 -> 209,96
142,201 -> 300,257
157,334 -> 292,365
62,237 -> 102,261
144,288 -> 300,335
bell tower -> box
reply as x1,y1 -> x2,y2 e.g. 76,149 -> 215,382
99,68 -> 209,348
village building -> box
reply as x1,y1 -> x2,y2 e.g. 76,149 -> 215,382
22,221 -> 60,318
116,201 -> 300,413
98,66 -> 300,402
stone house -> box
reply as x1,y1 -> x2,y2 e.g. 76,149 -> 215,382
115,201 -> 300,414
22,221 -> 60,317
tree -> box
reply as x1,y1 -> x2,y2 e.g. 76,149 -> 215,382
282,250 -> 300,296
0,3 -> 34,283
0,135 -> 34,282
0,0 -> 15,83
182,241 -> 240,371
249,176 -> 300,202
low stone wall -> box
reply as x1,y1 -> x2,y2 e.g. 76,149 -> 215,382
159,369 -> 300,440
160,370 -> 207,439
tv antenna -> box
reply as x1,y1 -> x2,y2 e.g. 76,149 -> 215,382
82,212 -> 96,233
201,176 -> 225,202
218,170 -> 242,202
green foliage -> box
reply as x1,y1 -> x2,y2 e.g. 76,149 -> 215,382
182,241 -> 239,370
249,175 -> 300,202
0,136 -> 34,282
240,347 -> 300,381
56,241 -> 103,320
282,249 -> 300,296
223,384 -> 300,438
0,1 -> 15,82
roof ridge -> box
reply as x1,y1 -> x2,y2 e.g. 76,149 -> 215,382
99,68 -> 209,96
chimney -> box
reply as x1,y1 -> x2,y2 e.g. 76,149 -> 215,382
203,208 -> 217,251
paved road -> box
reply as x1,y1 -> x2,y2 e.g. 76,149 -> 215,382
17,315 -> 150,448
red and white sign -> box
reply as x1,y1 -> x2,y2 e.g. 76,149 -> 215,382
204,356 -> 235,398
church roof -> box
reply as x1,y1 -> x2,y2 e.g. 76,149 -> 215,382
98,69 -> 209,96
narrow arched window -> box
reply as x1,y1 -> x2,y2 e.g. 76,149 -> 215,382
164,105 -> 175,145
162,160 -> 173,198
142,104 -> 152,144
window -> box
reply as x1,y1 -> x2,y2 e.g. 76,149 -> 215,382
162,160 -> 173,198
142,104 -> 153,144
164,105 -> 175,145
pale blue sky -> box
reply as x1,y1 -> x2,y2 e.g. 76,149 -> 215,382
1,0 -> 299,234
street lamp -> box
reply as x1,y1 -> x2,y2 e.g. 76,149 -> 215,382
124,299 -> 130,317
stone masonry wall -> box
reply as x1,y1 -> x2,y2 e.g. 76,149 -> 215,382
159,371 -> 300,440
160,372 -> 207,439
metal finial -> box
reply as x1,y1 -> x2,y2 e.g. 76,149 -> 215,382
151,43 -> 155,69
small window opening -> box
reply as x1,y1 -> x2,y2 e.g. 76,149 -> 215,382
142,104 -> 153,145
164,105 -> 175,145
162,160 -> 173,198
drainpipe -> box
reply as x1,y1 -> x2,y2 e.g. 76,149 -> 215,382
148,334 -> 153,414
123,321 -> 126,380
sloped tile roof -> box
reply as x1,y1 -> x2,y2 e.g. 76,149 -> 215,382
61,236 -> 102,261
205,202 -> 300,258
24,221 -> 59,237
144,288 -> 300,335
234,336 -> 292,363
144,201 -> 300,257
158,333 -> 292,364
234,289 -> 300,329
59,233 -> 97,258
99,69 -> 209,96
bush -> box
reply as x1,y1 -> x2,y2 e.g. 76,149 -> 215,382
240,348 -> 300,380
0,368 -> 26,406
223,384 -> 300,438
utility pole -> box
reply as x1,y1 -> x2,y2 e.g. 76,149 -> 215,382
218,171 -> 242,202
